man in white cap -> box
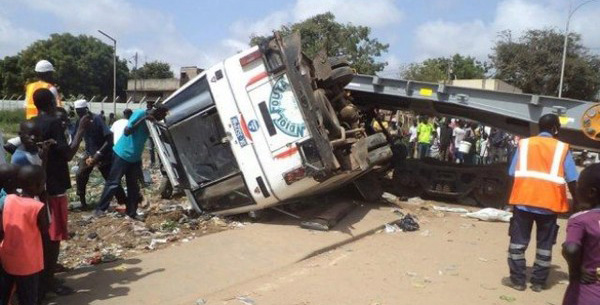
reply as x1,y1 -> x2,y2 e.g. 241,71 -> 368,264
24,59 -> 62,119
72,99 -> 126,210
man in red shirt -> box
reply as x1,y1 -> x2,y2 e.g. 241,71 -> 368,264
0,165 -> 49,305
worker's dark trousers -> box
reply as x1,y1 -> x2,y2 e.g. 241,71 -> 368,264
76,156 -> 127,205
508,208 -> 559,286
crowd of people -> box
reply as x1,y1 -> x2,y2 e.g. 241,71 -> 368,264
406,116 -> 517,165
0,60 -> 167,305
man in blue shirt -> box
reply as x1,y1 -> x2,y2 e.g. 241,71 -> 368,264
505,114 -> 579,292
94,106 -> 167,219
73,100 -> 126,210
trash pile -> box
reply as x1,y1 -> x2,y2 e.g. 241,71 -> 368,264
60,195 -> 244,269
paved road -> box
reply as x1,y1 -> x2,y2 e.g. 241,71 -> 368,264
205,203 -> 570,305
56,204 -> 398,305
53,201 -> 572,305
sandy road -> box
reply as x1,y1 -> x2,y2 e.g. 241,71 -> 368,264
202,203 -> 570,305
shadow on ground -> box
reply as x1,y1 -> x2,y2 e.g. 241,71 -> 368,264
46,258 -> 164,305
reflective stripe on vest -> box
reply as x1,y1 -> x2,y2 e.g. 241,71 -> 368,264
509,136 -> 570,213
513,139 -> 567,184
0,195 -> 44,276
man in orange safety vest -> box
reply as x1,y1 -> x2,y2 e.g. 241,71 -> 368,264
24,60 -> 61,119
504,114 -> 579,292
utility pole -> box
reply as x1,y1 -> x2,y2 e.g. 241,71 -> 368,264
558,0 -> 598,98
98,30 -> 117,115
134,52 -> 138,104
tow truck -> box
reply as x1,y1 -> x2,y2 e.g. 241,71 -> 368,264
149,32 -> 600,215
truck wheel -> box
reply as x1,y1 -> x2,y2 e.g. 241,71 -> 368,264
353,173 -> 383,202
158,177 -> 173,199
314,89 -> 342,139
366,132 -> 388,151
457,195 -> 479,207
392,166 -> 423,197
367,145 -> 393,166
330,66 -> 354,88
474,179 -> 507,209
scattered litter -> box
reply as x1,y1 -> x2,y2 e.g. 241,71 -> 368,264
147,238 -> 168,250
405,271 -> 418,277
102,253 -> 118,263
433,206 -> 469,213
411,282 -> 426,288
196,298 -> 207,305
499,295 -> 516,302
406,197 -> 425,206
182,238 -> 190,243
382,192 -> 399,204
441,265 -> 459,276
420,229 -> 431,237
113,266 -> 128,272
463,208 -> 512,222
558,279 -> 569,285
391,209 -> 404,217
390,214 -> 420,232
480,283 -> 497,290
384,223 -> 401,233
478,257 -> 489,263
236,296 -> 256,305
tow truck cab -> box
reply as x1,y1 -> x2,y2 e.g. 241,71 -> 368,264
149,33 -> 392,215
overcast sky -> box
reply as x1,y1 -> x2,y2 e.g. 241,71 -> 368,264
1,0 -> 600,77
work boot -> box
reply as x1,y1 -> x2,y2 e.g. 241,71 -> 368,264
530,283 -> 544,292
502,278 -> 526,291
79,195 -> 89,211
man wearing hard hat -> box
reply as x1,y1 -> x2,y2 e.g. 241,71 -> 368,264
24,59 -> 62,119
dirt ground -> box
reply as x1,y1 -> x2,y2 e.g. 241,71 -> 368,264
202,200 -> 570,305
58,154 -> 243,270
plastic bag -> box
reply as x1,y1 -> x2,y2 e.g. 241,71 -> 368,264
463,208 -> 512,222
391,214 -> 420,231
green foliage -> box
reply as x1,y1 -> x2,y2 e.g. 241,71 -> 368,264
0,109 -> 25,136
0,56 -> 23,95
490,29 -> 600,100
401,54 -> 489,82
0,33 -> 129,99
132,61 -> 174,79
250,12 -> 389,75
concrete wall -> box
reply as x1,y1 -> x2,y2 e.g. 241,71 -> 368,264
0,99 -> 145,115
127,78 -> 179,91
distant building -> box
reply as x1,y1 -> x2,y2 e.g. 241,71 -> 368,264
180,66 -> 204,86
449,79 -> 522,93
126,66 -> 204,103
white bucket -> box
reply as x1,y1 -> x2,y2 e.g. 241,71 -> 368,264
458,141 -> 472,154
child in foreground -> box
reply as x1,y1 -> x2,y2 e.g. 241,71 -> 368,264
562,163 -> 600,305
0,165 -> 49,305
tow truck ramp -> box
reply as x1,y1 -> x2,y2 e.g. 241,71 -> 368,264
346,74 -> 599,150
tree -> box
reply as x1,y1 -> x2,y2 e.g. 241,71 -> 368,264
250,13 -> 389,75
1,33 -> 129,99
132,61 -> 174,79
0,56 -> 22,97
400,54 -> 489,82
490,29 -> 600,100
